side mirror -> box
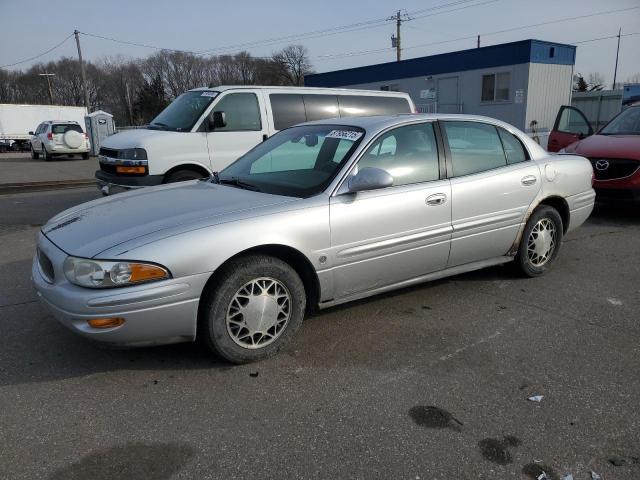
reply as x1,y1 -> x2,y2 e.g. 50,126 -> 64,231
28,131 -> 34,135
208,111 -> 226,130
348,167 -> 394,193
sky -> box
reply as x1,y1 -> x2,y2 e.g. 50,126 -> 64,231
1,0 -> 639,87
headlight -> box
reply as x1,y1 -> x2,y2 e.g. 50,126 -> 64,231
118,148 -> 147,160
63,256 -> 169,288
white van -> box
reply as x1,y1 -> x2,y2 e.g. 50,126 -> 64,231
96,86 -> 415,194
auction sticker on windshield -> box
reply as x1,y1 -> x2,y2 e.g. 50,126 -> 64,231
200,91 -> 218,98
326,130 -> 363,141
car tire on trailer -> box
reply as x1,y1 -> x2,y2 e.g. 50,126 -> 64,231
31,146 -> 39,160
515,205 -> 563,277
165,169 -> 205,183
199,254 -> 306,364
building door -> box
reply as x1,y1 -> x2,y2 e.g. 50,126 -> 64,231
437,77 -> 460,113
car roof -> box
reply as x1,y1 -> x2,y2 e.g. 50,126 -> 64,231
188,85 -> 409,96
44,120 -> 80,124
298,113 -> 519,130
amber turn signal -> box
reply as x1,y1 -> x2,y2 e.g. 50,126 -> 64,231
87,317 -> 125,329
116,166 -> 146,174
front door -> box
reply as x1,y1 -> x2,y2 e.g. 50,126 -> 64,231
329,122 -> 452,299
441,121 -> 541,267
205,91 -> 269,171
548,105 -> 593,152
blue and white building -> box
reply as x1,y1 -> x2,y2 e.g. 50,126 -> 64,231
305,39 -> 576,143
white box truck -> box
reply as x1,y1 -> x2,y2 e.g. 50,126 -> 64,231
0,104 -> 87,151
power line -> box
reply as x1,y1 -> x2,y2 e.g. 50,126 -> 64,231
79,31 -> 197,54
0,34 -> 74,69
196,0 -> 487,56
315,5 -> 640,61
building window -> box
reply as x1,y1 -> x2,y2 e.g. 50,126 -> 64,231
481,72 -> 511,102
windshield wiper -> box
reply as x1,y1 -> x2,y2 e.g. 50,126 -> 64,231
218,177 -> 261,192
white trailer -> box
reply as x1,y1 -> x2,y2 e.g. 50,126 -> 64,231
0,104 -> 88,151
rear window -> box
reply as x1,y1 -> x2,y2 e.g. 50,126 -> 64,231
52,124 -> 83,135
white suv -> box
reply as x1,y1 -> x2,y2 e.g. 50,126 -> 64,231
29,121 -> 90,161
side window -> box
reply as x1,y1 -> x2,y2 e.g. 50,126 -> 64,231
358,123 -> 439,186
556,107 -> 590,135
36,124 -> 44,134
481,72 -> 510,102
338,95 -> 411,117
270,94 -> 306,130
303,95 -> 339,122
443,121 -> 507,176
213,93 -> 262,131
497,128 -> 528,165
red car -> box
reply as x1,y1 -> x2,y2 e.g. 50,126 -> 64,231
548,104 -> 640,201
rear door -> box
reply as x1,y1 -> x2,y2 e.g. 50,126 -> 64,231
441,121 -> 541,267
548,105 -> 593,152
205,90 -> 269,170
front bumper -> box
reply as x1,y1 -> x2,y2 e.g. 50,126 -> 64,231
32,232 -> 211,347
95,170 -> 164,195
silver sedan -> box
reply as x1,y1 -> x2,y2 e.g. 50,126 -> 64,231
33,114 -> 595,363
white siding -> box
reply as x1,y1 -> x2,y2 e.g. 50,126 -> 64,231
525,63 -> 573,134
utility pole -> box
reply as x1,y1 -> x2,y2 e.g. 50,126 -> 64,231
389,10 -> 411,62
74,30 -> 91,113
39,73 -> 55,104
613,27 -> 621,89
477,35 -> 480,48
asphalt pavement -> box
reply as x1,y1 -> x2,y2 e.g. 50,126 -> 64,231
0,188 -> 638,480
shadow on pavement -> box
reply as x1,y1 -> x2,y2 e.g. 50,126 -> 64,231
47,442 -> 196,480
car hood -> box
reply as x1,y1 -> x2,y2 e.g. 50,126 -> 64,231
42,181 -> 297,258
100,128 -> 188,149
567,134 -> 640,159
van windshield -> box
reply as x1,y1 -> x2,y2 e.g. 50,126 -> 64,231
219,124 -> 365,198
148,91 -> 219,131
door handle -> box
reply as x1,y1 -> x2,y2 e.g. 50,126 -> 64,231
521,175 -> 537,186
426,193 -> 447,206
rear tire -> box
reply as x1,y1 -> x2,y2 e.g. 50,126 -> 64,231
164,169 -> 205,183
31,146 -> 39,159
82,152 -> 90,160
41,146 -> 50,161
199,254 -> 306,364
514,206 -> 563,277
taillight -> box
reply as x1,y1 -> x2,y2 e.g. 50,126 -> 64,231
47,132 -> 53,140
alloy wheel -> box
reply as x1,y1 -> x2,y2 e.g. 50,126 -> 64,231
225,277 -> 292,349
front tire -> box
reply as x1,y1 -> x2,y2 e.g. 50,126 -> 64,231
515,205 -> 563,277
165,169 -> 205,183
199,255 -> 306,364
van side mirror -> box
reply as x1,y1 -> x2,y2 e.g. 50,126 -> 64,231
348,167 -> 394,193
208,111 -> 226,130
28,131 -> 34,135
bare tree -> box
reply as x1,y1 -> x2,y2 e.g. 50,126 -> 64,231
271,45 -> 313,86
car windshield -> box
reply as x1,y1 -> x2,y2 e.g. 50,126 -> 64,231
220,124 -> 365,198
148,91 -> 218,131
600,107 -> 640,135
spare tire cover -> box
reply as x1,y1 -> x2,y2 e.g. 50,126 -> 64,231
64,130 -> 83,148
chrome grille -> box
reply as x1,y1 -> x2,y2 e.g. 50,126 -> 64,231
589,158 -> 640,181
